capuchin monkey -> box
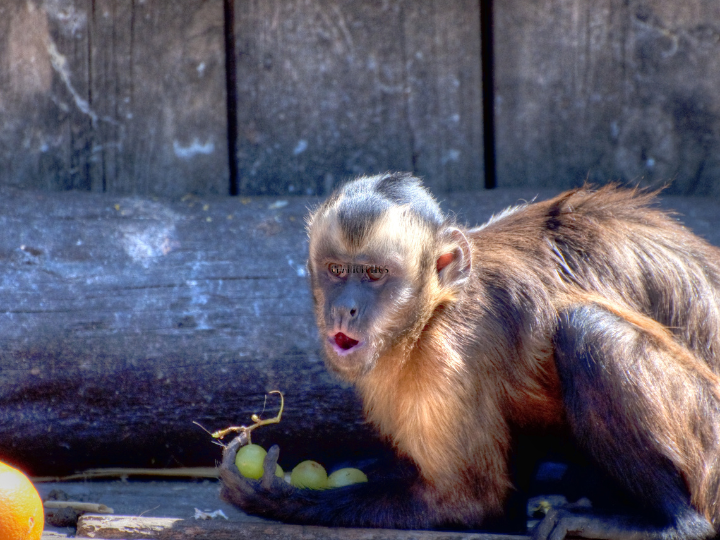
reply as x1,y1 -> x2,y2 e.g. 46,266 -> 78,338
220,173 -> 720,539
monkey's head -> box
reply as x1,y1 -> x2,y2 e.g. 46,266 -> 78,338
307,173 -> 472,382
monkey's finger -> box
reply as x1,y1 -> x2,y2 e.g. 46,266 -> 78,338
219,466 -> 260,506
221,435 -> 243,470
261,444 -> 281,490
219,439 -> 260,500
218,435 -> 261,498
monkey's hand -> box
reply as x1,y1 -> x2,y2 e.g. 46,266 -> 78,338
219,435 -> 431,528
219,436 -> 297,518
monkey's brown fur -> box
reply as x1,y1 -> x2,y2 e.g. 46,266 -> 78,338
221,175 -> 720,538
363,184 -> 720,524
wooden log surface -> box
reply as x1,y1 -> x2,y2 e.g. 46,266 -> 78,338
76,514 -> 529,540
234,0 -> 484,195
1,187 -> 719,476
495,0 -> 720,195
0,186 -> 360,475
0,0 -> 228,195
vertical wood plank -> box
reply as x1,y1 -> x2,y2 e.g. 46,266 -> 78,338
0,0 -> 229,196
233,0 -> 484,195
494,0 -> 720,196
0,1 -> 79,190
234,0 -> 411,196
404,1 -> 484,191
115,0 -> 229,195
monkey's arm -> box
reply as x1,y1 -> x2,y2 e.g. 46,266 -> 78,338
219,437 -> 432,529
534,303 -> 717,540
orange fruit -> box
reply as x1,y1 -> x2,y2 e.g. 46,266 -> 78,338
0,460 -> 44,540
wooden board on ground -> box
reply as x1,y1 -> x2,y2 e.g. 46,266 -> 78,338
0,186 -> 372,475
76,514 -> 530,540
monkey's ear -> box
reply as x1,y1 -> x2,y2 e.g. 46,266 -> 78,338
436,227 -> 472,286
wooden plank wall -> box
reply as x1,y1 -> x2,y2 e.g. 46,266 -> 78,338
494,0 -> 720,196
0,0 -> 228,196
0,0 -> 483,197
234,0 -> 484,195
1,1 -> 719,194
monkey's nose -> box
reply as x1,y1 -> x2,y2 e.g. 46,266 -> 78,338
333,302 -> 358,322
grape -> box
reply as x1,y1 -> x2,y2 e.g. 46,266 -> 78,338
290,460 -> 328,489
327,467 -> 368,488
235,444 -> 283,479
235,444 -> 266,479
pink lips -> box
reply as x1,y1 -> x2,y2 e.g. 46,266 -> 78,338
328,332 -> 361,356
334,332 -> 359,350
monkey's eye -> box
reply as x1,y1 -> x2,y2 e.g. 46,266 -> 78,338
366,265 -> 386,281
328,263 -> 345,278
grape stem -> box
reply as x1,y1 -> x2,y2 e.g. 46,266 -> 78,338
210,390 -> 284,444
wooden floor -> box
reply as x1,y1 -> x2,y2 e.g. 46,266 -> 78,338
38,479 -> 529,540
38,478 -> 257,539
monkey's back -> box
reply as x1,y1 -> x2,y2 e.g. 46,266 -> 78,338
468,185 -> 720,529
473,185 -> 720,373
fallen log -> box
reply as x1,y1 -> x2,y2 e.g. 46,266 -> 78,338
1,186 -> 718,477
0,186 -> 370,475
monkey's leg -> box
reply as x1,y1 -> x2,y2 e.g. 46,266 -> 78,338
534,304 -> 716,540
219,436 -> 434,529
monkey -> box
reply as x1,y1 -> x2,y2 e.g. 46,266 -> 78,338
220,172 -> 720,539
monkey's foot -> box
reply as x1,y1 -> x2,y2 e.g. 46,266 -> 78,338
532,507 -> 715,540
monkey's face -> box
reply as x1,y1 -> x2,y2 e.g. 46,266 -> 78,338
307,176 -> 473,382
309,251 -> 420,381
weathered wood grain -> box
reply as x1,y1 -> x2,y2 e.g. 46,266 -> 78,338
0,0 -> 228,195
233,0 -> 484,195
0,186 -> 373,475
494,0 -> 720,195
403,0 -> 485,191
4,0 -> 720,198
76,514 -> 530,540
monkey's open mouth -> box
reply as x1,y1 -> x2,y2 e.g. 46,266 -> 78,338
334,332 -> 359,350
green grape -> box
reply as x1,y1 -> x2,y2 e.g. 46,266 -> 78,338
235,444 -> 267,479
235,444 -> 284,480
290,460 -> 328,489
327,467 -> 368,488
